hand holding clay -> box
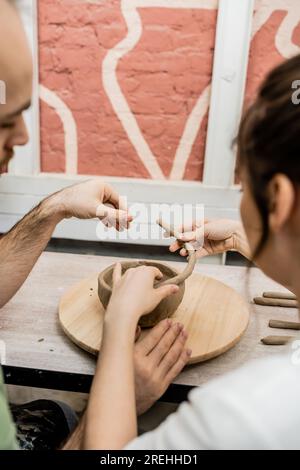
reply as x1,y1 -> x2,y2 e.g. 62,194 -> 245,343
51,179 -> 133,231
105,263 -> 179,325
169,219 -> 251,260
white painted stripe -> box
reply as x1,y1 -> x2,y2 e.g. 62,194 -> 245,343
103,0 -> 219,180
276,12 -> 300,58
170,86 -> 211,180
39,85 -> 78,175
102,1 -> 165,179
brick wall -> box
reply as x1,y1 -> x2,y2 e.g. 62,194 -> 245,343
38,0 -> 300,180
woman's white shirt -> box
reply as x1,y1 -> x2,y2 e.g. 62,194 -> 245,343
126,352 -> 300,450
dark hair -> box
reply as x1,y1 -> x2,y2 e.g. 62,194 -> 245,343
237,54 -> 300,260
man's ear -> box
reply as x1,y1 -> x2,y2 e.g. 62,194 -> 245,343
268,174 -> 295,232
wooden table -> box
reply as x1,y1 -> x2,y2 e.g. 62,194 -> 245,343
1,252 -> 298,403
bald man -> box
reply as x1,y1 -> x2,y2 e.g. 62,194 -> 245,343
0,1 -> 189,450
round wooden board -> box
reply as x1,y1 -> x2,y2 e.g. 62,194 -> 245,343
59,273 -> 249,364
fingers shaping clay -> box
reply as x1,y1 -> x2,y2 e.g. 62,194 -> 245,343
98,256 -> 196,328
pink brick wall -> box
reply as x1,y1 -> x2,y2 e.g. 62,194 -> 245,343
246,6 -> 300,105
38,0 -> 300,180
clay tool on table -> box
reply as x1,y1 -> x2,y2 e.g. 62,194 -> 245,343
269,319 -> 300,330
261,335 -> 295,346
254,291 -> 298,308
263,292 -> 296,300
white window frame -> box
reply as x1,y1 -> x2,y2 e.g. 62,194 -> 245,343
0,0 -> 254,245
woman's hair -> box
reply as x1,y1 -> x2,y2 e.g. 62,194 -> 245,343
237,54 -> 300,260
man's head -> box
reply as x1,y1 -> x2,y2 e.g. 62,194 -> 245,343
0,0 -> 32,168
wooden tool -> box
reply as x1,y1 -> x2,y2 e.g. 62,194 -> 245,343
254,297 -> 298,308
261,335 -> 294,345
59,271 -> 250,365
269,319 -> 300,330
263,291 -> 296,300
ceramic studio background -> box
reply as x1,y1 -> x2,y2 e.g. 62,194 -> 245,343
38,0 -> 300,180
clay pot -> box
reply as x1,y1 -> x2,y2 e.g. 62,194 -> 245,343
98,254 -> 196,328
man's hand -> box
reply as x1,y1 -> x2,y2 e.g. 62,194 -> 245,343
0,179 -> 132,308
51,179 -> 133,230
134,319 -> 191,415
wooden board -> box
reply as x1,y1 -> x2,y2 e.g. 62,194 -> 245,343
59,272 -> 250,365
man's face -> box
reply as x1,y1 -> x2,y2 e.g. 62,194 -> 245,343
0,1 -> 33,169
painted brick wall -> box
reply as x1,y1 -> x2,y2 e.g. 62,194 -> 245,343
38,0 -> 300,180
246,0 -> 300,106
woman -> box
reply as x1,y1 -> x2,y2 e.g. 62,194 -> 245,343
82,54 -> 300,450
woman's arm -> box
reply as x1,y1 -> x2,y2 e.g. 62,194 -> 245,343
83,264 -> 191,450
84,315 -> 137,449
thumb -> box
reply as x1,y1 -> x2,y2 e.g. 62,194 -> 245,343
156,284 -> 179,302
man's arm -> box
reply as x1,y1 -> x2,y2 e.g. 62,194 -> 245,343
0,179 -> 131,308
0,195 -> 63,308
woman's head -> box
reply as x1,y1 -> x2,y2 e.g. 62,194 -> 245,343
238,54 -> 300,287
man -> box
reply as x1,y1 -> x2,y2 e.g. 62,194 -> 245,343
0,0 -> 189,449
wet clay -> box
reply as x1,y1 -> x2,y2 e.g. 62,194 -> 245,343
98,255 -> 196,327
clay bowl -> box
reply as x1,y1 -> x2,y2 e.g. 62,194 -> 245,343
98,255 -> 196,328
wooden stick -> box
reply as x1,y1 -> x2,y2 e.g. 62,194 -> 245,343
269,319 -> 300,330
261,335 -> 294,345
254,297 -> 298,308
263,291 -> 297,300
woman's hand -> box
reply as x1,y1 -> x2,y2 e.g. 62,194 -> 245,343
169,219 -> 251,260
106,263 -> 179,326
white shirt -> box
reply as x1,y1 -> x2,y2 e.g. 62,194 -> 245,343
126,352 -> 300,450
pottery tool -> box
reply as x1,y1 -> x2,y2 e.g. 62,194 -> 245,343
254,297 -> 298,308
269,319 -> 300,330
59,271 -> 250,365
261,335 -> 294,346
263,291 -> 296,300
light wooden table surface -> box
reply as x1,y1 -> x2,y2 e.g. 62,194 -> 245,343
1,251 -> 299,401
